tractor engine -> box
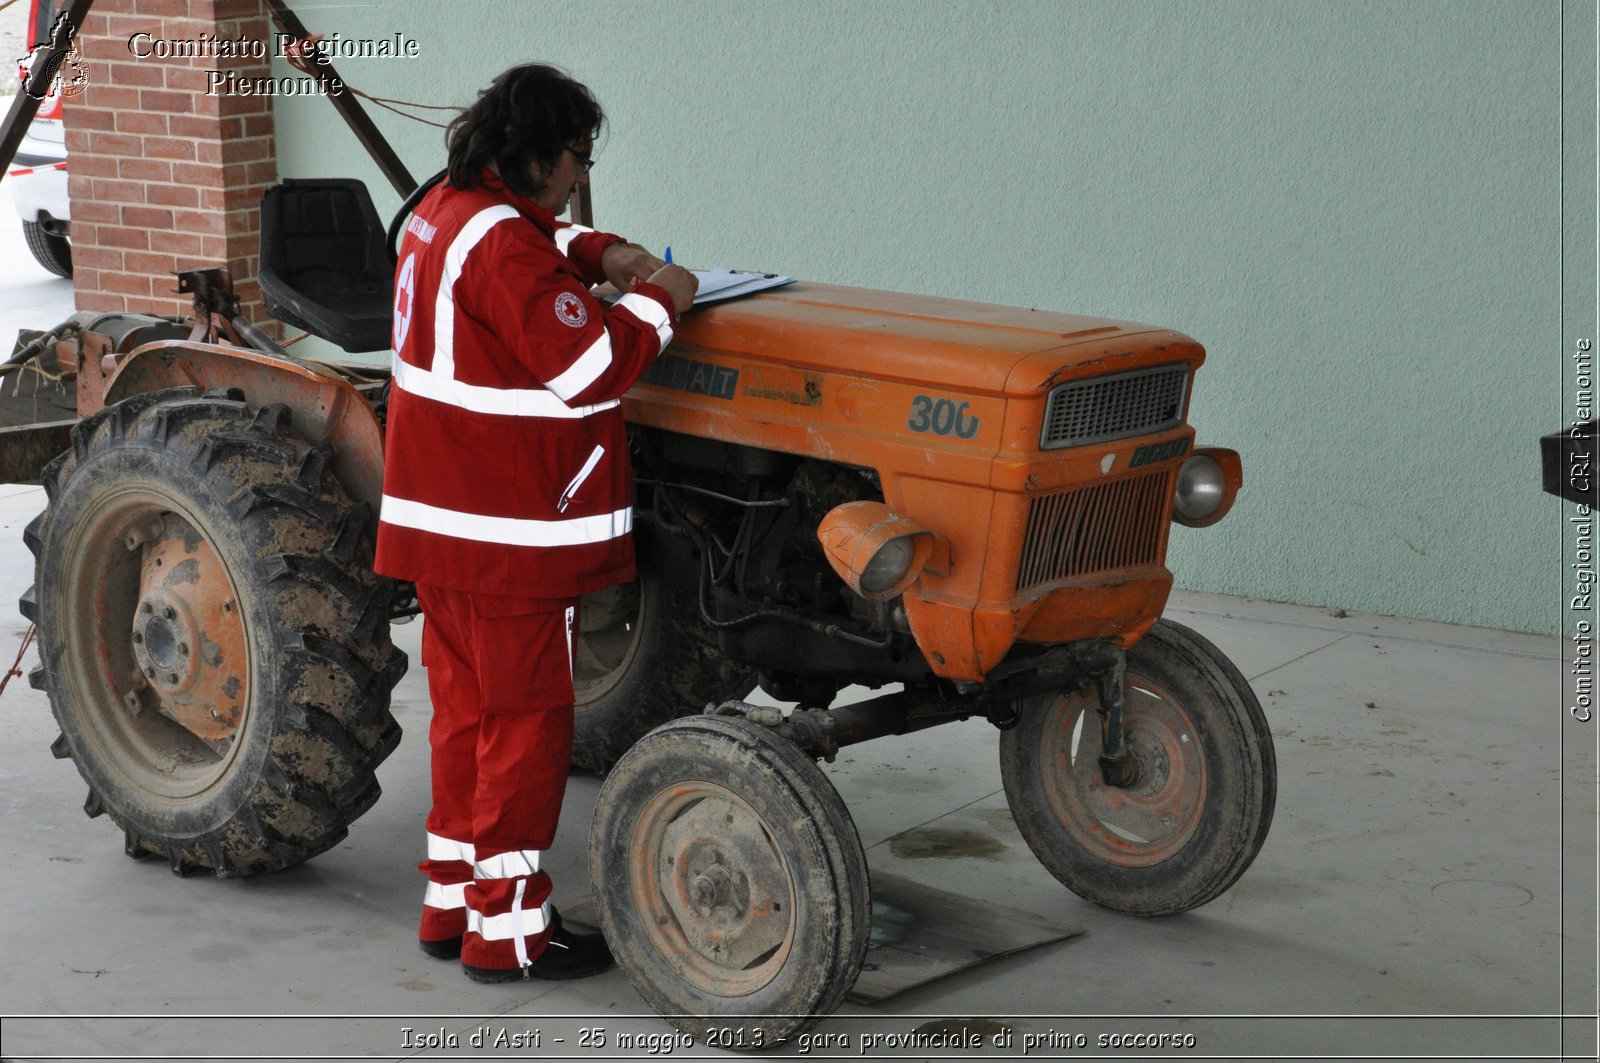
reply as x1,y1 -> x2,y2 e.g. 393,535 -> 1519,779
633,427 -> 934,708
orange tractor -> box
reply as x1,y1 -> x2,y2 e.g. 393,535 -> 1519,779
2,3 -> 1273,1046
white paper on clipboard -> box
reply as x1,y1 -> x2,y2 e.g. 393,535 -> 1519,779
598,268 -> 794,309
686,268 -> 795,307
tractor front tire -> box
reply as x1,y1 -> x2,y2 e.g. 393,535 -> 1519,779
22,388 -> 405,876
590,714 -> 870,1047
1000,619 -> 1275,916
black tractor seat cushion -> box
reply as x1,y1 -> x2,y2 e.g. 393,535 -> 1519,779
259,179 -> 395,353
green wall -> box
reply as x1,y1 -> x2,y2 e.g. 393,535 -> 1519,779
273,1 -> 1577,635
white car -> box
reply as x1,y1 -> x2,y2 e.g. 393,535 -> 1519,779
9,0 -> 71,278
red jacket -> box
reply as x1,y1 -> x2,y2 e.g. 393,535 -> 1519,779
375,175 -> 677,599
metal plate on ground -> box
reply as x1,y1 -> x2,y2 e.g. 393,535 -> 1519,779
846,871 -> 1083,1003
564,870 -> 1082,1005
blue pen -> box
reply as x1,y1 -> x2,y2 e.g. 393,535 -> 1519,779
664,246 -> 672,265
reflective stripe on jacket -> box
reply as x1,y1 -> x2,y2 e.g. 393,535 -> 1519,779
375,174 -> 676,598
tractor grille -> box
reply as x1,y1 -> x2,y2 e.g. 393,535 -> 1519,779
1040,364 -> 1189,449
1016,470 -> 1172,589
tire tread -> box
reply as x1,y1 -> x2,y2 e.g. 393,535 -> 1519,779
22,220 -> 72,278
29,389 -> 405,876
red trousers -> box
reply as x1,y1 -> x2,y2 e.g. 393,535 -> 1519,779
414,583 -> 578,971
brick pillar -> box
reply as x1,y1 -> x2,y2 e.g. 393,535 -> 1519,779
64,0 -> 277,322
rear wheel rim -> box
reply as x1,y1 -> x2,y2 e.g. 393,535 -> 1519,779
56,486 -> 252,803
1038,675 -> 1206,867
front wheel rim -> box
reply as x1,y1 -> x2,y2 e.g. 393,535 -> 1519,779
628,780 -> 797,998
1037,675 -> 1207,867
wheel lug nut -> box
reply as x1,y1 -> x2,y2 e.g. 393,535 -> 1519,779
144,667 -> 155,678
163,607 -> 175,620
178,643 -> 189,656
166,673 -> 179,685
140,602 -> 152,615
132,632 -> 143,644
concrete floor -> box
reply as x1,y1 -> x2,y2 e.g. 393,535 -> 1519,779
0,186 -> 1595,1061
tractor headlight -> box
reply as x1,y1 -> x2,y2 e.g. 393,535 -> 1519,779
859,534 -> 916,595
1174,456 -> 1226,521
817,501 -> 937,602
1171,447 -> 1243,528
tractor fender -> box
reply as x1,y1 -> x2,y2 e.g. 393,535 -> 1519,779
104,341 -> 384,514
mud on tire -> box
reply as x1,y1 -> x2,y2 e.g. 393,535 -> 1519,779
22,388 -> 405,876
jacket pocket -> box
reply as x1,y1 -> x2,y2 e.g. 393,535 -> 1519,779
557,444 -> 605,513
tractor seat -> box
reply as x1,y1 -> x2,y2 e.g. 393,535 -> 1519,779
258,179 -> 394,354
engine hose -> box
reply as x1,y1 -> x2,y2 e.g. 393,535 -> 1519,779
635,477 -> 791,509
0,315 -> 84,378
2,316 -> 82,368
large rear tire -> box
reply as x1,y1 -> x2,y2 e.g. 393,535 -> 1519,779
571,559 -> 755,773
999,619 -> 1275,916
22,388 -> 405,876
590,714 -> 869,1048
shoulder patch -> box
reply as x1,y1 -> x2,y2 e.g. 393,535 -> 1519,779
554,291 -> 588,328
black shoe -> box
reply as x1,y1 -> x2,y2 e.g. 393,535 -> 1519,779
528,911 -> 614,980
419,935 -> 462,960
462,960 -> 525,984
461,910 -> 614,983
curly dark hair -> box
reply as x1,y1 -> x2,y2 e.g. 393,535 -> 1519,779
445,64 -> 605,200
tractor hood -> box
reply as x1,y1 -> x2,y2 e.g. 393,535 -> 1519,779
671,280 -> 1196,396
